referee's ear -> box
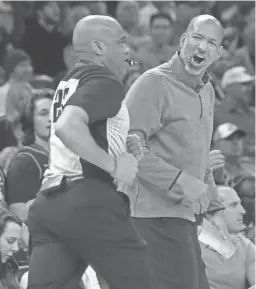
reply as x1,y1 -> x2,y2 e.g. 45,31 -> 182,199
91,40 -> 105,56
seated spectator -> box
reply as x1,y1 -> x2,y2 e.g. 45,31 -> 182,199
0,66 -> 7,86
212,123 -> 254,183
138,1 -> 159,32
116,1 -> 150,53
214,67 -> 255,157
19,1 -> 67,77
7,89 -> 53,223
230,175 -> 255,243
200,186 -> 255,289
0,49 -> 33,117
0,1 -> 14,66
0,82 -> 33,152
233,23 -> 255,75
0,207 -> 27,288
135,13 -> 177,72
54,40 -> 77,88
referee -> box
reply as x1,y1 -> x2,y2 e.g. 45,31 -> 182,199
27,16 -> 151,289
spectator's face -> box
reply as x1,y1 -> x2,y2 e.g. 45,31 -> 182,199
33,98 -> 52,141
180,21 -> 223,75
0,221 -> 21,263
239,179 -> 255,225
221,190 -> 246,234
117,2 -> 139,28
41,1 -> 60,25
13,60 -> 33,82
151,17 -> 171,45
104,24 -> 130,81
218,133 -> 244,157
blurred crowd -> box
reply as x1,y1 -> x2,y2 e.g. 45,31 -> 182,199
0,1 -> 254,288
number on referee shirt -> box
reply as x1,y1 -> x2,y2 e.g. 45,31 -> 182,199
52,79 -> 79,123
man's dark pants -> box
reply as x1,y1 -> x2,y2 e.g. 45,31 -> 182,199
27,178 -> 152,289
134,217 -> 210,289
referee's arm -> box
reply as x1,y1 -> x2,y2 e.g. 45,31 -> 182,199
55,105 -> 115,174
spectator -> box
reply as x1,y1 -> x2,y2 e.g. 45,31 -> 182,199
135,13 -> 177,72
152,1 -> 176,21
62,2 -> 91,38
233,23 -> 255,75
7,89 -> 53,223
0,1 -> 14,66
170,1 -> 206,46
0,207 -> 23,289
0,66 -> 7,86
200,186 -> 255,289
54,40 -> 78,88
214,67 -> 255,157
0,49 -> 33,117
212,123 -> 254,182
230,174 -> 255,229
0,146 -> 18,176
116,1 -> 150,52
0,82 -> 33,152
19,1 -> 67,77
138,1 -> 159,32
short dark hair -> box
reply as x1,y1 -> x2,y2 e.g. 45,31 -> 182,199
150,13 -> 172,27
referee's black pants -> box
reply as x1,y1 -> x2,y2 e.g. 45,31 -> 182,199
134,217 -> 210,289
27,178 -> 152,289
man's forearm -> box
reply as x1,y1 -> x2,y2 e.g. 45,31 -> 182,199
9,203 -> 29,222
135,138 -> 207,201
56,122 -> 115,174
138,146 -> 181,190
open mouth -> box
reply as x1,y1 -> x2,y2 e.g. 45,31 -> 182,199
193,55 -> 205,65
125,59 -> 137,66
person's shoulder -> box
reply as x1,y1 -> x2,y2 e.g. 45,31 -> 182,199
234,46 -> 247,57
235,234 -> 255,252
64,63 -> 121,87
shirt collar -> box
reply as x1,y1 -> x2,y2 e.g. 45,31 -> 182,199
169,52 -> 211,92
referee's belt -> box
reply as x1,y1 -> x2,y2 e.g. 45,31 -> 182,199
40,175 -> 83,196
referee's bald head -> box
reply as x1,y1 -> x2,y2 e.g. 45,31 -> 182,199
72,15 -> 122,54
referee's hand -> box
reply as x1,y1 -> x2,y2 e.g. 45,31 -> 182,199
126,134 -> 143,161
112,153 -> 138,185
